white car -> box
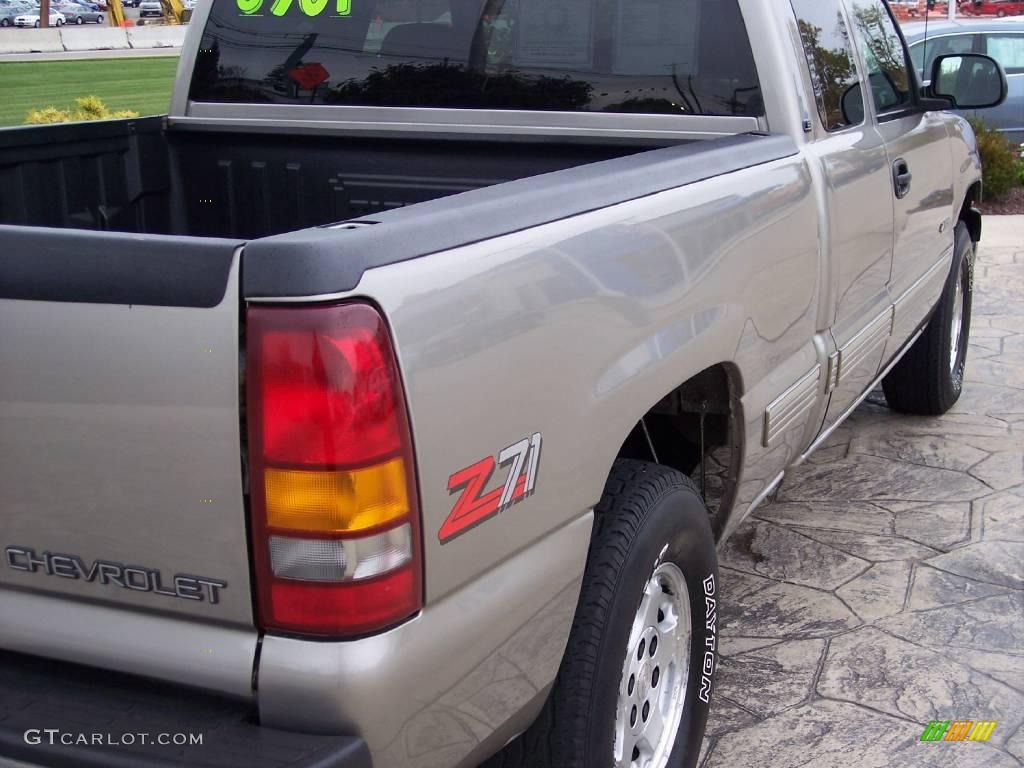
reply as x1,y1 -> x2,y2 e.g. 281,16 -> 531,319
14,9 -> 65,24
138,0 -> 161,16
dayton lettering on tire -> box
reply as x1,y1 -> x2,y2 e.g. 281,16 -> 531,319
699,573 -> 717,704
439,433 -> 542,544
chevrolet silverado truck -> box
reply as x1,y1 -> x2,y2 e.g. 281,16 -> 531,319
0,1 -> 1008,767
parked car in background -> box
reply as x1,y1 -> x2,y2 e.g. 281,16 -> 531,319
960,0 -> 1024,16
137,0 -> 160,14
0,0 -> 33,26
905,19 -> 1024,144
57,2 -> 102,22
14,8 -> 64,24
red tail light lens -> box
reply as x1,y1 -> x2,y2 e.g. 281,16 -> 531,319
247,302 -> 422,637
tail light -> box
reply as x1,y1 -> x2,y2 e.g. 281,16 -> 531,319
246,302 -> 422,637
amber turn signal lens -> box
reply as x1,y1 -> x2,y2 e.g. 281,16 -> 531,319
264,458 -> 409,534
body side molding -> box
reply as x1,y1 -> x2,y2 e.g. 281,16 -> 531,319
763,365 -> 822,448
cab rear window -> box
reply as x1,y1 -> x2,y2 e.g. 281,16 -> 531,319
187,0 -> 765,117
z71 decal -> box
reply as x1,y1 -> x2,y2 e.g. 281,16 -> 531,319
438,433 -> 542,544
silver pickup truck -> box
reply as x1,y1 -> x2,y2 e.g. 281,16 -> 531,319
0,1 -> 1009,767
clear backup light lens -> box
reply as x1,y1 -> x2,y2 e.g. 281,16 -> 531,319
269,537 -> 348,582
349,525 -> 413,580
269,525 -> 413,583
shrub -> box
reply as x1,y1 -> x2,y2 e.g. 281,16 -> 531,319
968,118 -> 1023,200
25,97 -> 138,125
23,106 -> 74,125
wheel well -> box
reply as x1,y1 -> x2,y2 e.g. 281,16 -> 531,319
614,363 -> 742,539
959,181 -> 982,244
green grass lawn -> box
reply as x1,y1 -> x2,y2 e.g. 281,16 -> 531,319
0,56 -> 178,126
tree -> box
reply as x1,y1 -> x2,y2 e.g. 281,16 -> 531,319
849,3 -> 910,94
797,16 -> 857,129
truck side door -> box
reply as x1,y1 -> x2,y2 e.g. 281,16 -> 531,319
789,0 -> 896,430
845,0 -> 957,351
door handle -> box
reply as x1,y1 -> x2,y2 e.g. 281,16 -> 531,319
893,159 -> 913,199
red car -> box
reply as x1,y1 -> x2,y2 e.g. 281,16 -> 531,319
960,0 -> 1024,15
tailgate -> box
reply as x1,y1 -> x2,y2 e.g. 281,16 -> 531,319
0,227 -> 253,630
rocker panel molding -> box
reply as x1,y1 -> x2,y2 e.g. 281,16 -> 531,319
763,365 -> 822,448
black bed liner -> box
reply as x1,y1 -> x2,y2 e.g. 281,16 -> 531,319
0,117 -> 796,306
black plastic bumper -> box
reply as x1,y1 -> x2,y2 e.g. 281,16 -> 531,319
0,650 -> 371,768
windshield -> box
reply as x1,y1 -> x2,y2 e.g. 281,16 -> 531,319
187,0 -> 764,117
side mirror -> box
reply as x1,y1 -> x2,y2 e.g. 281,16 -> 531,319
929,53 -> 1008,109
867,70 -> 901,112
841,82 -> 865,126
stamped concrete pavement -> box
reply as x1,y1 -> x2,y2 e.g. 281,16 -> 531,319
701,216 -> 1024,768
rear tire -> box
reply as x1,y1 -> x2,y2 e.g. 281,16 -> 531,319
97,13 -> 103,21
76,16 -> 83,23
882,222 -> 974,415
487,460 -> 718,768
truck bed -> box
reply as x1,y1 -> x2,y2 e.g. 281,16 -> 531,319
0,117 -> 796,702
0,117 -> 650,239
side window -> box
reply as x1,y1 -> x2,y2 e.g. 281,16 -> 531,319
789,0 -> 864,131
846,0 -> 915,115
986,34 -> 1024,75
910,35 -> 976,80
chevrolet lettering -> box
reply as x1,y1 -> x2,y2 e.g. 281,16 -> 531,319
4,547 -> 226,603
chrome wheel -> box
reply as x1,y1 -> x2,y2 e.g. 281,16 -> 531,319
614,562 -> 691,768
950,269 -> 964,375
